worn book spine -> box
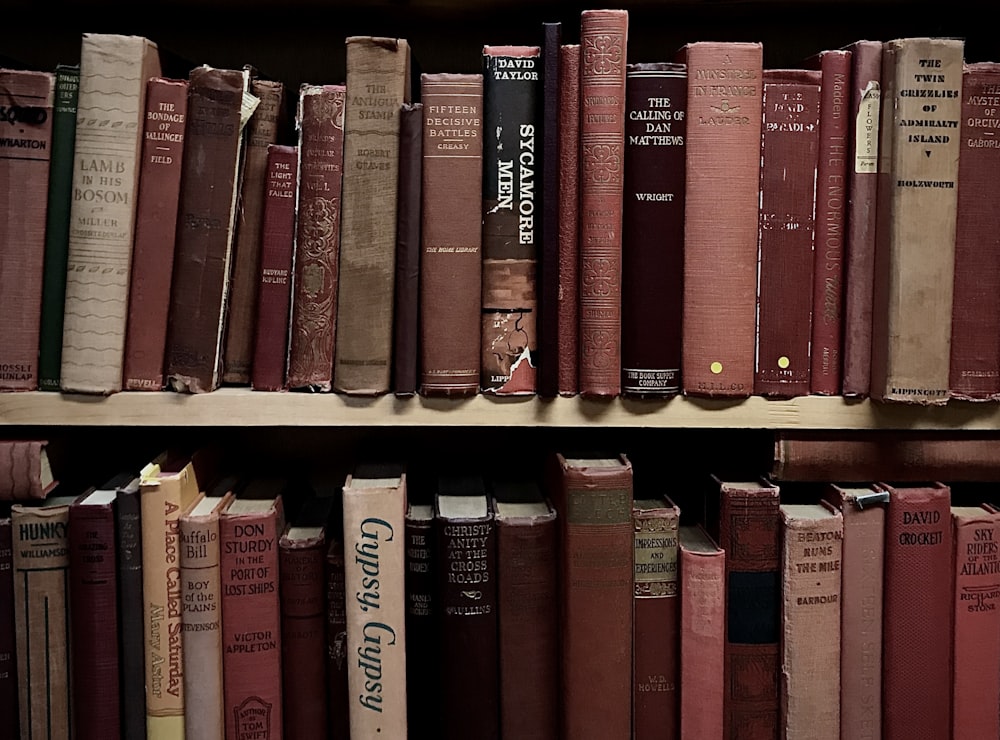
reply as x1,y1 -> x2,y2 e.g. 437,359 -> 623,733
681,42 -> 763,398
0,519 -> 17,736
38,64 -> 80,391
950,63 -> 1000,400
334,37 -> 411,395
404,506 -> 437,736
621,63 -> 686,398
123,77 -> 189,391
419,73 -> 484,397
286,85 -> 346,391
165,66 -> 248,394
0,69 -> 54,392
809,50 -> 851,395
842,40 -> 882,398
755,71 -> 821,398
223,79 -> 285,384
116,483 -> 147,740
539,22 -> 561,398
393,103 -> 423,396
870,37 -> 963,404
250,145 -> 299,391
578,9 -> 627,398
325,537 -> 349,740
558,44 -> 580,397
882,483 -> 952,740
482,46 -> 540,395
779,505 -> 842,740
62,34 -> 161,394
632,499 -> 680,740
0,440 -> 55,501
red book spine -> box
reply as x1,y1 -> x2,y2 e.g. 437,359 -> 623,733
0,441 -> 56,501
558,44 -> 581,397
0,519 -> 17,735
286,85 -> 346,391
251,145 -> 299,391
124,78 -> 189,391
326,538 -> 349,740
578,10 -> 628,398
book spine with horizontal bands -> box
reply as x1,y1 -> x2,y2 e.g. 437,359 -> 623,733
557,44 -> 581,397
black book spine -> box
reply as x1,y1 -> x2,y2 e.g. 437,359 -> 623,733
405,512 -> 438,735
538,22 -> 562,397
0,518 -> 18,740
115,488 -> 147,740
393,103 -> 423,396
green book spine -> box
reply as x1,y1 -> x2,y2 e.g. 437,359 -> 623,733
37,64 -> 80,391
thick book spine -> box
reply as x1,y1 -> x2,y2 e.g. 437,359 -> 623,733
754,72 -> 821,398
286,85 -> 346,391
779,505 -> 842,740
0,440 -> 55,501
223,79 -> 285,385
116,485 -> 147,740
949,63 -> 1000,400
62,34 -> 161,394
0,70 -> 54,392
250,145 -> 299,391
809,50 -> 851,395
555,455 -> 633,739
681,42 -> 763,398
325,538 -> 349,740
404,507 -> 437,736
482,46 -> 540,396
418,73 -> 484,397
870,38 -> 963,404
557,44 -> 581,397
717,478 -> 780,740
951,507 -> 1000,739
632,500 -> 680,740
621,63 -> 686,397
123,77 -> 189,391
882,484 -> 952,740
334,37 -> 411,395
842,40 -> 882,398
578,10 -> 628,398
165,66 -> 247,394
0,519 -> 17,737
538,23 -> 561,398
393,103 -> 423,396
38,64 -> 80,392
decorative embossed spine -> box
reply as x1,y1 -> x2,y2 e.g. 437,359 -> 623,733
539,23 -> 562,399
393,103 -> 423,396
482,46 -> 540,395
680,42 -> 762,398
579,10 -> 627,397
124,77 -> 188,391
62,34 -> 161,394
0,519 -> 17,736
871,38 -> 963,404
404,504 -> 437,736
419,73 -> 484,396
0,69 -> 54,391
334,37 -> 411,395
325,537 -> 349,740
286,85 -> 345,391
558,44 -> 581,397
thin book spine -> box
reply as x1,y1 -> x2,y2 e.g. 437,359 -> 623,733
0,519 -> 18,736
393,103 -> 423,396
538,22 -> 562,398
557,44 -> 580,397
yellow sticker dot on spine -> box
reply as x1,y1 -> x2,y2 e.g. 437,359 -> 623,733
777,356 -> 790,369
710,362 -> 723,375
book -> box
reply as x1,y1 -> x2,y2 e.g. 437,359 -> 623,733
807,49 -> 851,395
37,64 -> 80,392
114,474 -> 147,740
557,43 -> 580,397
754,69 -> 821,398
179,483 -> 234,740
950,505 -> 1000,739
678,525 -> 724,740
554,454 -> 633,739
333,36 -> 411,395
404,502 -> 437,736
538,22 -> 562,399
870,37 -> 964,404
419,72 -> 484,397
842,40 -> 882,398
279,495 -> 334,740
250,144 -> 299,392
680,42 -> 763,398
165,65 -> 254,393
0,68 -> 54,392
949,62 -> 1000,400
823,484 -> 886,740
493,480 -> 558,740
481,46 -> 540,396
220,487 -> 285,740
435,476 -> 498,740
223,78 -> 285,385
61,34 -> 161,394
0,440 -> 56,501
881,483 -> 952,740
0,517 -> 18,736
578,9 -> 628,398
286,84 -> 346,392
123,77 -> 189,391
632,496 -> 680,740
343,466 -> 408,737
325,534 -> 349,740
779,503 -> 842,740
11,494 -> 78,740
621,62 -> 686,398
392,102 -> 423,396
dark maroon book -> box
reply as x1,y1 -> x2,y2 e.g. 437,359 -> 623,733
0,517 -> 17,738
